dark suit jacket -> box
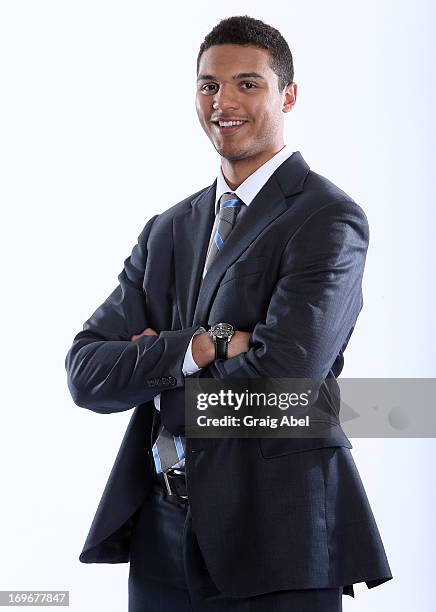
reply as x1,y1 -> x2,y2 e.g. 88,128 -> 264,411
65,151 -> 392,597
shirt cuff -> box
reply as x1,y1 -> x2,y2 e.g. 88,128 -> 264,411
182,326 -> 207,375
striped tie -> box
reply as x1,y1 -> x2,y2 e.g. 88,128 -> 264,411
152,423 -> 186,474
204,192 -> 243,275
151,192 -> 242,474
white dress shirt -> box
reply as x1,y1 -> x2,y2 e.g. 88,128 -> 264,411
153,144 -> 295,412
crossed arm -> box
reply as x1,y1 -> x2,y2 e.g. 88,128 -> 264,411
130,326 -> 251,367
65,199 -> 369,413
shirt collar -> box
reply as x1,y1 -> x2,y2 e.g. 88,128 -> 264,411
214,145 -> 295,213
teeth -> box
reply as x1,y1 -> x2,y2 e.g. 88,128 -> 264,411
218,120 -> 245,127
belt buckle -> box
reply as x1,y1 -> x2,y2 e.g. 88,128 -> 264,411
162,469 -> 188,500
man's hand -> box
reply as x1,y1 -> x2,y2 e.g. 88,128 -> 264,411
227,330 -> 251,359
192,330 -> 251,367
130,327 -> 158,341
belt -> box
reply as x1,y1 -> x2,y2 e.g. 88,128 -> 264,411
154,468 -> 188,500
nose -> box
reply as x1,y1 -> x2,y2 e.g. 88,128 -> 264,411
212,84 -> 240,112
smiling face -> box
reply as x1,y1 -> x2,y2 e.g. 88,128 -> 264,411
195,44 -> 296,164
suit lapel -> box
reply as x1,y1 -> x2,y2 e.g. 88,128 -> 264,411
173,150 -> 310,328
173,182 -> 216,327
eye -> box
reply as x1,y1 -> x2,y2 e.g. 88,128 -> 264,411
200,83 -> 218,93
241,82 -> 258,89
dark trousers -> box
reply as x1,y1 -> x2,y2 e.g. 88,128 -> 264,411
128,478 -> 343,612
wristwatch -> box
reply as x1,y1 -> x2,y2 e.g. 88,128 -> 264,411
208,322 -> 234,359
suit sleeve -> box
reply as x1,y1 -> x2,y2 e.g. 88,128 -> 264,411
65,214 -> 203,414
191,199 -> 369,382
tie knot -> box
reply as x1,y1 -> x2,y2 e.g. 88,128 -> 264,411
219,192 -> 242,211
218,192 -> 242,223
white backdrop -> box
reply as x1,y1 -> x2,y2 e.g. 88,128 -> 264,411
1,1 -> 435,610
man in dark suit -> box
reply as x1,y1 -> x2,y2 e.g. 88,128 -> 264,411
65,15 -> 392,611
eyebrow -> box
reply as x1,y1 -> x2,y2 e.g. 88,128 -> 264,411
197,71 -> 266,82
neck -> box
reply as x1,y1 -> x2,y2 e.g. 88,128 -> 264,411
220,143 -> 286,191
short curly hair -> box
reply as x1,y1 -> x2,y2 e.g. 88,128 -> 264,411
197,15 -> 294,93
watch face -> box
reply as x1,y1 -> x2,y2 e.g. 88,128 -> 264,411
212,322 -> 234,339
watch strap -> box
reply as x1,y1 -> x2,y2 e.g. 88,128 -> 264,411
215,336 -> 228,360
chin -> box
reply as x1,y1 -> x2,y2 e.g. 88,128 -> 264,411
214,142 -> 252,162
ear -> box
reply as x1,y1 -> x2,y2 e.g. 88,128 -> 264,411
282,82 -> 297,113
